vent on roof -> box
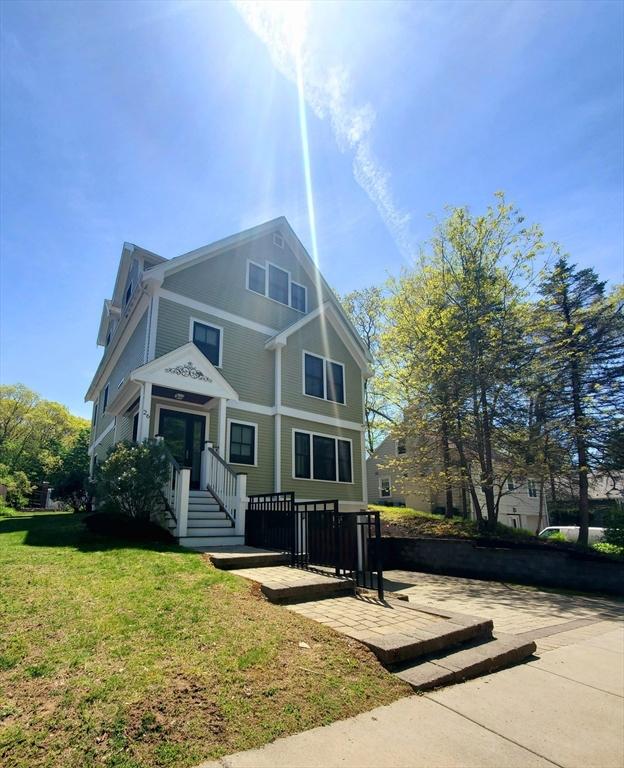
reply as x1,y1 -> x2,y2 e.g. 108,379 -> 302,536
273,232 -> 284,249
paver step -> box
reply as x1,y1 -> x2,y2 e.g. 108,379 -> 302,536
208,547 -> 291,570
356,613 -> 493,666
395,634 -> 537,691
178,534 -> 245,548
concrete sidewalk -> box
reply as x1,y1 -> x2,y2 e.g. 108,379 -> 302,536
200,624 -> 624,768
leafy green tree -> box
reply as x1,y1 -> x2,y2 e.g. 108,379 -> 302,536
50,427 -> 91,512
96,440 -> 169,520
0,384 -> 89,482
0,463 -> 32,509
384,194 -> 544,530
341,286 -> 396,452
537,259 -> 624,546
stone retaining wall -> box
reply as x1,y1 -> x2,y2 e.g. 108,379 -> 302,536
380,537 -> 624,596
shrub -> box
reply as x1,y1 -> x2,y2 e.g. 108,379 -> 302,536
0,464 -> 33,509
592,541 -> 624,558
95,440 -> 169,521
546,531 -> 567,543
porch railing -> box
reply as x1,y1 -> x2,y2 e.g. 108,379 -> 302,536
157,437 -> 190,538
201,442 -> 247,534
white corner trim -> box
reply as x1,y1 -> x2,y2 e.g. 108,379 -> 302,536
159,288 -> 278,336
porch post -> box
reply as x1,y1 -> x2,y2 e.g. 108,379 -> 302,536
136,382 -> 152,442
234,473 -> 247,537
217,397 -> 227,458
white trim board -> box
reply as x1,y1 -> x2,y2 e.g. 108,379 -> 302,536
226,418 -> 259,467
88,420 -> 116,454
226,399 -> 364,432
159,288 -> 278,336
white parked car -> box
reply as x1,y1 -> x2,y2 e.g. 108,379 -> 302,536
538,526 -> 606,543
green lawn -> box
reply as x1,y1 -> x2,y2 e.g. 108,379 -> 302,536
0,512 -> 408,768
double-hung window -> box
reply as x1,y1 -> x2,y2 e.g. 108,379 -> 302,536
228,421 -> 256,465
102,384 -> 109,412
304,352 -> 345,404
92,401 -> 98,427
192,321 -> 221,367
268,263 -> 289,305
291,282 -> 306,312
380,478 -> 391,497
248,262 -> 266,295
527,479 -> 537,498
293,430 -> 352,483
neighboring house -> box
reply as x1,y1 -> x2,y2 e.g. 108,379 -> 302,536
86,218 -> 372,547
367,435 -> 548,531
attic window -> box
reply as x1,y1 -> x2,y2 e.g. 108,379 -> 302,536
273,232 -> 284,248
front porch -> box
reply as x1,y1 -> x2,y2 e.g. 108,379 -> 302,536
106,342 -> 248,546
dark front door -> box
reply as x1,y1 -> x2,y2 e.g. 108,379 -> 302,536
158,409 -> 206,490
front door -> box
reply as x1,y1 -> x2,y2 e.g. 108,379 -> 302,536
158,409 -> 206,490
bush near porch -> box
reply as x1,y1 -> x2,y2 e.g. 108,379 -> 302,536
0,511 -> 408,768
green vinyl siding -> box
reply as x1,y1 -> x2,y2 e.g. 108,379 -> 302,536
155,297 -> 274,407
280,416 -> 364,502
116,414 -> 134,443
93,310 -> 147,441
93,425 -> 115,464
281,315 -> 364,424
161,233 -> 328,331
226,408 -> 274,496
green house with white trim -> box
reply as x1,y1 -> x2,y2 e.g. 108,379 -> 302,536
86,218 -> 372,547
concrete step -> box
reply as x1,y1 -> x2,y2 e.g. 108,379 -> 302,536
395,634 -> 537,691
359,615 -> 493,666
208,547 -> 291,570
178,534 -> 245,548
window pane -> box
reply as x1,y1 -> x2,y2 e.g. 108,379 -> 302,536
132,412 -> 139,442
193,322 -> 220,366
338,440 -> 352,482
268,264 -> 289,304
304,354 -> 324,398
397,439 -> 406,455
291,282 -> 306,312
313,435 -> 336,481
230,423 -> 255,465
248,263 -> 265,294
102,386 -> 109,410
294,432 -> 310,478
326,362 -> 344,403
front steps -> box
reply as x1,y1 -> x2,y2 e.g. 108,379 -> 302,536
170,490 -> 244,549
207,547 -> 536,691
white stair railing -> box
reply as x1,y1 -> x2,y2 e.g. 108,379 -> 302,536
157,436 -> 190,538
201,442 -> 247,535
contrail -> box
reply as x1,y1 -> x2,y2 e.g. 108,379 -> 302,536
233,1 -> 415,261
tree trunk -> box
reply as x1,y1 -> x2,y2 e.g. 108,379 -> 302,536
441,414 -> 454,518
536,477 -> 545,535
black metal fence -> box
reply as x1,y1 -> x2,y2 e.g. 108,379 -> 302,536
246,494 -> 384,600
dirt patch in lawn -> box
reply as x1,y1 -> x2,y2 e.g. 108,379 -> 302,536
0,512 -> 408,768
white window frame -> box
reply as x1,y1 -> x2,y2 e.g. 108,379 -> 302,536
290,281 -> 307,313
245,259 -> 307,313
291,428 -> 354,484
189,317 -> 224,369
379,477 -> 391,497
246,259 -> 267,296
527,479 -> 538,498
92,400 -> 99,427
226,419 -> 258,467
302,351 -> 346,405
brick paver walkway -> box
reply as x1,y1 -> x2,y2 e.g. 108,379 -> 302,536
287,594 -> 447,640
384,570 -> 623,651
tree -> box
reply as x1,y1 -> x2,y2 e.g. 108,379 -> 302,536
50,427 -> 91,512
0,384 -> 89,483
340,286 -> 396,452
537,259 -> 624,546
384,194 -> 544,530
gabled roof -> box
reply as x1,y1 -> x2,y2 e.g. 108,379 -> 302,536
130,342 -> 239,401
147,216 -> 372,367
265,301 -> 373,376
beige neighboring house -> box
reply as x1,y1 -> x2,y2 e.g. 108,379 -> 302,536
86,218 -> 373,548
367,435 -> 548,532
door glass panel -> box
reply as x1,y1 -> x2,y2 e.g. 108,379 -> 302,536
159,412 -> 186,466
190,418 -> 204,486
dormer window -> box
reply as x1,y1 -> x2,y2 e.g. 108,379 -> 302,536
246,260 -> 307,313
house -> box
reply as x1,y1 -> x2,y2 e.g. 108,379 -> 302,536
367,435 -> 548,532
86,218 -> 372,547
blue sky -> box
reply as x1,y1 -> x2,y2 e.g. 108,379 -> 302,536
1,0 -> 622,419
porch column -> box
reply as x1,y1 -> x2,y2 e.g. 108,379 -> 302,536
217,397 -> 227,458
136,382 -> 152,442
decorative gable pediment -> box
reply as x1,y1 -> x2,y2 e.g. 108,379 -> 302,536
130,342 -> 238,400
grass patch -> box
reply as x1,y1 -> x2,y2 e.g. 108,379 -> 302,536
0,511 -> 408,767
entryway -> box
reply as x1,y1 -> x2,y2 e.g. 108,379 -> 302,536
158,408 -> 206,490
